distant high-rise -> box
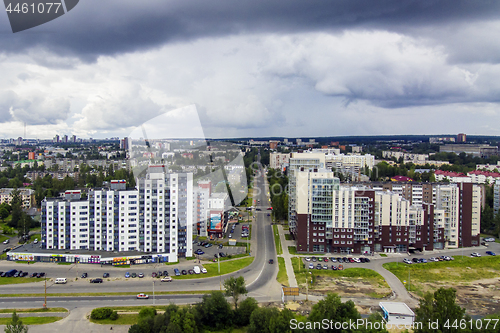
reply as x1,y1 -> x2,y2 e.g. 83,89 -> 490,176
457,133 -> 467,143
71,135 -> 77,143
63,135 -> 68,143
53,135 -> 60,143
16,137 -> 23,146
120,137 -> 129,150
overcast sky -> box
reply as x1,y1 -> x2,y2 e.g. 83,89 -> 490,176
1,0 -> 500,139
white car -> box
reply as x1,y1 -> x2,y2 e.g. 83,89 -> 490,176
429,257 -> 438,262
3,239 -> 8,244
137,293 -> 149,299
34,239 -> 38,244
161,276 -> 172,282
305,257 -> 311,262
485,237 -> 496,242
403,258 -> 412,264
471,252 -> 481,257
308,263 -> 314,269
201,268 -> 207,274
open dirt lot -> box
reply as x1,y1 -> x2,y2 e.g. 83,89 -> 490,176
300,275 -> 392,299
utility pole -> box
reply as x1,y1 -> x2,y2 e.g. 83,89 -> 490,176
44,276 -> 47,308
153,281 -> 155,305
218,253 -> 221,291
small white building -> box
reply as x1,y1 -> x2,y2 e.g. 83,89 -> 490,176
379,302 -> 415,327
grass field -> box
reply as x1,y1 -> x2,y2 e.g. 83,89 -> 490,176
284,234 -> 292,241
57,262 -> 72,265
277,257 -> 289,286
291,257 -> 389,297
173,257 -> 254,280
383,255 -> 500,296
288,246 -> 297,255
0,317 -> 63,325
273,225 -> 282,255
29,234 -> 41,242
0,277 -> 41,285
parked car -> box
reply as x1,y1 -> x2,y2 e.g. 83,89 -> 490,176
228,234 -> 232,238
484,237 -> 496,242
219,252 -> 226,257
486,251 -> 496,256
181,270 -> 187,275
201,268 -> 208,273
330,257 -> 337,262
471,252 -> 481,257
81,273 -> 88,278
90,278 -> 103,283
318,257 -> 323,262
138,273 -> 144,278
136,293 -> 149,299
188,269 -> 195,275
332,265 -> 337,270
161,276 -> 172,282
305,257 -> 311,262
323,264 -> 328,270
157,271 -> 162,277
37,272 -> 45,278
316,264 -> 322,270
2,239 -> 8,244
21,272 -> 28,277
125,272 -> 130,278
403,258 -> 412,264
163,270 -> 169,276
131,273 -> 137,278
30,272 -> 37,278
103,273 -> 110,278
152,272 -> 157,278
174,269 -> 180,276
323,258 -> 328,262
429,257 -> 438,262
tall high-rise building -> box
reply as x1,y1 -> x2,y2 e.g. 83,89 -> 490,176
41,166 -> 194,261
457,133 -> 467,143
53,135 -> 60,143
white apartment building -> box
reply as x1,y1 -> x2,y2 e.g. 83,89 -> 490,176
0,188 -> 35,208
42,166 -> 194,261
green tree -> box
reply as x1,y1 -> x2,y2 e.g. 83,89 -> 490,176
414,288 -> 465,333
196,291 -> 232,330
224,276 -> 248,310
9,189 -> 22,229
0,207 -> 9,221
5,311 -> 28,333
234,297 -> 259,327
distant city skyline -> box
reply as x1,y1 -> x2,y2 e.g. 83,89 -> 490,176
1,1 -> 500,139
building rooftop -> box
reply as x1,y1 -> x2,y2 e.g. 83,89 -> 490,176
379,302 -> 415,316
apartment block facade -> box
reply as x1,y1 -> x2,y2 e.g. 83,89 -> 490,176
41,166 -> 194,261
292,169 -> 481,254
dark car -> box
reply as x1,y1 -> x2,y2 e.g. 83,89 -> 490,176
365,258 -> 371,263
21,272 -> 28,277
486,251 -> 496,256
188,269 -> 195,275
37,272 -> 45,278
152,272 -> 157,278
163,270 -> 169,276
103,273 -> 110,278
269,259 -> 274,264
13,271 -> 21,278
219,252 -> 226,257
1,272 -> 7,277
81,273 -> 88,278
181,270 -> 187,275
412,258 -> 420,263
90,278 -> 103,283
195,250 -> 205,255
131,273 -> 137,278
174,269 -> 180,276
157,271 -> 162,276
316,264 -> 322,270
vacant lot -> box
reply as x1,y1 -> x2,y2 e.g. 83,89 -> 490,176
383,256 -> 500,315
291,257 -> 391,298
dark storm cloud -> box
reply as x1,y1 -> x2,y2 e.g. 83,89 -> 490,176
1,0 -> 499,61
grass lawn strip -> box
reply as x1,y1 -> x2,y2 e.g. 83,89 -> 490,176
0,308 -> 67,313
0,277 -> 41,285
277,257 -> 289,286
0,317 -> 62,325
273,225 -> 282,255
0,290 -> 216,298
174,257 -> 254,280
90,314 -> 139,325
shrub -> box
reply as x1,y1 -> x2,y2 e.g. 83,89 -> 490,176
109,311 -> 118,320
138,307 -> 157,318
90,307 -> 113,320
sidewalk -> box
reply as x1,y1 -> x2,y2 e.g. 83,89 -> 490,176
277,225 -> 298,288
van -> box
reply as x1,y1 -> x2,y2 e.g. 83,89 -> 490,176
55,278 -> 67,284
193,266 -> 201,274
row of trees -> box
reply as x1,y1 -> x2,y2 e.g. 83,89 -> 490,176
127,285 -> 500,333
267,168 -> 288,221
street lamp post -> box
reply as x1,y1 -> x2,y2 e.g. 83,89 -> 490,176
153,281 -> 155,305
43,275 -> 47,308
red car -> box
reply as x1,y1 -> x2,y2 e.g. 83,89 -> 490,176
136,293 -> 149,299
